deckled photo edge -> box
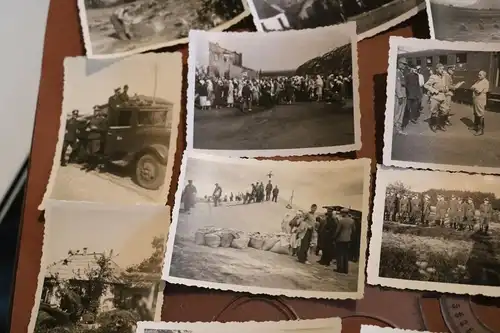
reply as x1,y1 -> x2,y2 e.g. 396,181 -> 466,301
38,56 -> 78,211
366,166 -> 500,297
350,21 -> 362,153
76,0 -> 95,57
162,152 -> 369,300
424,0 -> 436,39
137,317 -> 342,332
360,325 -> 444,333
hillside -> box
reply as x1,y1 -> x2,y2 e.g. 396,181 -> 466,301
295,44 -> 352,76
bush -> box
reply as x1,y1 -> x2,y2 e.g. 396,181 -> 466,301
379,246 -> 420,280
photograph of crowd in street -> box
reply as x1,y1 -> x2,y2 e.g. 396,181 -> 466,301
78,0 -> 249,57
368,166 -> 500,297
187,22 -> 360,157
137,315 -> 341,333
426,0 -> 500,42
30,202 -> 169,333
163,151 -> 370,299
247,0 -> 424,40
383,37 -> 500,174
40,53 -> 181,208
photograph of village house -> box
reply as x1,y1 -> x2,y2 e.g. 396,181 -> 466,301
164,152 -> 370,299
32,203 -> 168,333
189,23 -> 360,155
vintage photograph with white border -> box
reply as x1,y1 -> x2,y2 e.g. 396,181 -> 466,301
28,200 -> 170,333
368,165 -> 500,297
425,0 -> 500,42
246,0 -> 425,41
137,317 -> 342,333
77,0 -> 250,59
39,53 -> 182,210
186,22 -> 361,157
383,36 -> 500,175
162,151 -> 371,299
361,325 -> 442,333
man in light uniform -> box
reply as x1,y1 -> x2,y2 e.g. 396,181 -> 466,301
479,198 -> 493,234
443,65 -> 457,127
435,194 -> 448,227
448,194 -> 460,229
421,194 -> 431,226
471,70 -> 490,136
410,194 -> 421,225
464,197 -> 476,231
394,57 -> 408,135
424,63 -> 449,132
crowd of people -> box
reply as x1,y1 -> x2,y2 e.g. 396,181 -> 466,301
394,57 -> 490,136
194,66 -> 353,112
384,190 -> 495,234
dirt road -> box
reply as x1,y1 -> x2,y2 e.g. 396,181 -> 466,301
169,200 -> 360,292
50,163 -> 165,204
192,101 -> 356,150
391,102 -> 500,168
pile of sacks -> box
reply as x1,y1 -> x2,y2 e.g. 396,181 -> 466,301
194,226 -> 291,255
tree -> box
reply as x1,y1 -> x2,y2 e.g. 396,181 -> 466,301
125,236 -> 165,274
195,0 -> 245,28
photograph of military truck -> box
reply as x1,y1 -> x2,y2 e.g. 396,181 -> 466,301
40,53 -> 182,208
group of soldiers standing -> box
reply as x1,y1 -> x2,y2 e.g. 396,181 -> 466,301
385,190 -> 495,234
394,57 -> 490,136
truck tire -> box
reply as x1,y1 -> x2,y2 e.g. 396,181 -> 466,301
134,153 -> 166,190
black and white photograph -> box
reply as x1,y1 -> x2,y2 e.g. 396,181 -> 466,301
137,316 -> 341,333
162,151 -> 371,299
246,0 -> 425,40
361,326 -> 430,333
29,201 -> 169,333
368,166 -> 500,297
187,23 -> 361,157
40,53 -> 182,209
383,36 -> 500,174
426,0 -> 500,42
77,0 -> 249,58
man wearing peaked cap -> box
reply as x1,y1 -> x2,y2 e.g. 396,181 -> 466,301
394,57 -> 408,135
480,197 -> 493,234
334,207 -> 355,274
61,109 -> 80,167
449,194 -> 460,230
424,63 -> 449,132
421,194 -> 431,226
464,197 -> 476,231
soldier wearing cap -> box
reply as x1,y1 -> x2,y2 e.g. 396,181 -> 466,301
464,197 -> 476,231
448,194 -> 460,229
334,207 -> 355,274
435,194 -> 448,227
421,194 -> 431,225
60,109 -> 81,166
385,190 -> 396,222
479,197 -> 493,234
108,87 -> 123,111
410,194 -> 421,224
212,183 -> 223,207
317,206 -> 338,266
394,57 -> 408,135
471,70 -> 490,136
443,65 -> 457,127
424,63 -> 449,132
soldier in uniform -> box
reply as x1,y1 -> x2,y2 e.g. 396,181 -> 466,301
464,197 -> 476,231
398,194 -> 410,224
394,57 -> 408,135
421,194 -> 431,226
60,109 -> 80,167
443,65 -> 457,127
471,70 -> 490,136
479,197 -> 493,234
435,194 -> 448,227
424,63 -> 449,132
385,190 -> 396,221
457,197 -> 466,230
108,87 -> 123,111
448,194 -> 460,229
410,194 -> 421,224
84,110 -> 109,171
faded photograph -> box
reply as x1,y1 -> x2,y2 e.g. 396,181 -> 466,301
188,23 -> 360,156
369,167 -> 500,297
30,202 -> 169,333
360,326 -> 429,333
247,0 -> 424,39
384,37 -> 500,174
78,0 -> 249,57
40,53 -> 181,208
427,0 -> 500,42
163,151 -> 370,299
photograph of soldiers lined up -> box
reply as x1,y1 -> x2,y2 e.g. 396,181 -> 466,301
248,0 -> 424,39
385,38 -> 500,174
369,167 -> 500,296
188,23 -> 360,155
427,0 -> 500,42
42,54 -> 181,207
79,0 -> 248,57
163,152 -> 370,298
31,203 -> 168,333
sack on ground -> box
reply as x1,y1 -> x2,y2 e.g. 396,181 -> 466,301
262,236 -> 280,251
249,234 -> 265,250
231,234 -> 250,249
194,231 -> 206,245
219,231 -> 234,248
270,235 -> 291,255
204,233 -> 221,248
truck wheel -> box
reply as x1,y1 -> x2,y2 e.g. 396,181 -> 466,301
135,153 -> 166,190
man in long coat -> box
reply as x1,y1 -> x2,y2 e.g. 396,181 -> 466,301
479,197 -> 493,234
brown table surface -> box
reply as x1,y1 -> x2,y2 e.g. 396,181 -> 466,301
10,1 -> 500,333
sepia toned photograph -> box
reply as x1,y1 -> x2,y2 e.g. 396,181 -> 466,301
77,0 -> 249,58
137,317 -> 341,333
383,37 -> 500,174
29,201 -> 169,333
426,0 -> 500,42
40,53 -> 182,209
162,151 -> 371,299
361,326 -> 431,333
246,0 -> 425,40
368,166 -> 500,297
187,23 -> 361,157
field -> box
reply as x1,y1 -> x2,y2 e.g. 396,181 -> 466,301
380,221 -> 500,286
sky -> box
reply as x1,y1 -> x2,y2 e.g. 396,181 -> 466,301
432,0 -> 500,9
63,53 -> 182,115
45,202 -> 169,269
381,168 -> 500,197
183,156 -> 366,211
193,25 -> 353,72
